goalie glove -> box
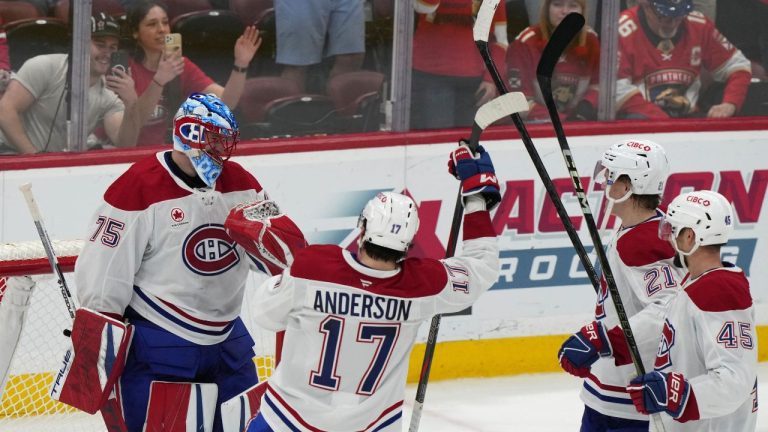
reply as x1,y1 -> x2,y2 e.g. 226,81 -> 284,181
448,141 -> 501,210
225,200 -> 308,276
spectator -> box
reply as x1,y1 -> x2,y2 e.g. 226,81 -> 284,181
0,16 -> 11,96
275,0 -> 365,92
625,0 -> 716,21
616,0 -> 751,119
0,13 -> 140,154
507,0 -> 600,122
411,0 -> 508,129
127,0 -> 261,146
525,0 -> 598,27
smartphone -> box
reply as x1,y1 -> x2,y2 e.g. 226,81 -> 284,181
109,50 -> 130,76
164,33 -> 182,57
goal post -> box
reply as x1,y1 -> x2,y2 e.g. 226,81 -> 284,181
0,240 -> 278,431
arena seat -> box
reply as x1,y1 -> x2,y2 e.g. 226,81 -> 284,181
53,0 -> 125,24
229,0 -> 272,26
257,94 -> 340,137
163,0 -> 212,22
0,1 -> 39,24
171,9 -> 244,83
5,18 -> 68,70
326,71 -> 385,132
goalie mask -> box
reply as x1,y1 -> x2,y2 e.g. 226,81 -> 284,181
358,192 -> 420,252
593,139 -> 670,204
173,93 -> 239,187
659,190 -> 733,258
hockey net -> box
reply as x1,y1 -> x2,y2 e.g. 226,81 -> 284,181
0,240 -> 277,432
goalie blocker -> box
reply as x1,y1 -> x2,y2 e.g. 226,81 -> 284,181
225,200 -> 308,275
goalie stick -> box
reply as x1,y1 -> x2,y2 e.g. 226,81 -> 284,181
19,183 -> 77,320
409,92 -> 529,432
473,0 -> 600,293
536,14 -> 666,431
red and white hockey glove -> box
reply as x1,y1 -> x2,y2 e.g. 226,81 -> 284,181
448,141 -> 501,210
558,321 -> 612,377
627,371 -> 697,421
225,200 -> 308,276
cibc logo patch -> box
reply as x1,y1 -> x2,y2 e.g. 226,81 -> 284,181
182,224 -> 239,276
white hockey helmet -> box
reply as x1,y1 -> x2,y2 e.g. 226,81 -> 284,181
593,139 -> 670,202
659,190 -> 734,256
358,192 -> 420,252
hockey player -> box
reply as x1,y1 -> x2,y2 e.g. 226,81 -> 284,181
558,139 -> 685,431
616,0 -> 752,119
73,93 -> 270,431
240,143 -> 501,431
626,190 -> 757,431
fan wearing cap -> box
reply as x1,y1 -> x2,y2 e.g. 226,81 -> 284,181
619,191 -> 757,431
0,13 -> 142,154
616,0 -> 752,119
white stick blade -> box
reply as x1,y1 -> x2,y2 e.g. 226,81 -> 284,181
472,0 -> 501,42
475,92 -> 528,130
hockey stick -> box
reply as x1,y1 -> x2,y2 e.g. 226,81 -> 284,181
409,92 -> 529,432
536,14 -> 666,430
473,0 -> 599,292
19,183 -> 77,320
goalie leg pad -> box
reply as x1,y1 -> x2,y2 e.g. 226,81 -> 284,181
221,381 -> 268,432
145,381 -> 218,432
50,308 -> 133,414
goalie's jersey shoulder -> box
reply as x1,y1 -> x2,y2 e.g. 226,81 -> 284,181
214,160 -> 263,194
104,154 -> 188,211
616,218 -> 675,266
684,266 -> 752,312
291,245 -> 448,298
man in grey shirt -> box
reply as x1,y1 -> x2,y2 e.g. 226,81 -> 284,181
0,13 -> 141,154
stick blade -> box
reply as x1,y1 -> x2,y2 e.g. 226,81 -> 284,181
472,0 -> 501,42
536,13 -> 585,78
474,92 -> 528,130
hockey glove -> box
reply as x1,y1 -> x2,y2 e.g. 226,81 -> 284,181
627,371 -> 694,420
448,141 -> 501,210
558,321 -> 612,377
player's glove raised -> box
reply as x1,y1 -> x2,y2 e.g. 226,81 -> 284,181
558,321 -> 612,377
448,141 -> 501,210
627,371 -> 695,420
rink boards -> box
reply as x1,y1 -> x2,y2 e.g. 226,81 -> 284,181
2,127 -> 767,381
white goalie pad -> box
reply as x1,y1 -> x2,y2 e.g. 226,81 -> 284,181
225,200 -> 307,276
221,380 -> 268,432
49,308 -> 133,414
0,276 -> 35,398
145,381 -> 218,432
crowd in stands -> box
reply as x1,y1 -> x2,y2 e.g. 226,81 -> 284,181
0,0 -> 765,154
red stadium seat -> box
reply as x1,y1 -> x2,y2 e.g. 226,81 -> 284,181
53,0 -> 125,24
238,77 -> 301,124
229,0 -> 272,26
163,0 -> 212,22
0,1 -> 39,24
258,94 -> 340,137
326,71 -> 385,116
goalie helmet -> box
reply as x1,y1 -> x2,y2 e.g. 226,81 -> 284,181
358,192 -> 420,252
658,190 -> 733,256
650,0 -> 693,18
593,139 -> 670,202
173,93 -> 239,187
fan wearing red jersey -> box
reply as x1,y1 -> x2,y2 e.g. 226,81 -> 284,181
616,0 -> 751,119
74,94 -> 277,432
244,144 -> 500,432
624,191 -> 757,431
558,139 -> 685,431
507,0 -> 600,122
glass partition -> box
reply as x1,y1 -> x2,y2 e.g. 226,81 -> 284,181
0,0 -> 765,156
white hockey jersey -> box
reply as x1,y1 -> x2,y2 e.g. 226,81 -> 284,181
75,152 -> 266,345
649,265 -> 757,431
252,211 -> 499,432
581,212 -> 685,420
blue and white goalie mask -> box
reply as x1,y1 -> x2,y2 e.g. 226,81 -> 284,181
173,93 -> 240,187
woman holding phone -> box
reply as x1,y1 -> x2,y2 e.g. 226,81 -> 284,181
127,0 -> 261,145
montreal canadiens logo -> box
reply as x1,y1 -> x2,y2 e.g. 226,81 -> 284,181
182,224 -> 240,276
176,121 -> 207,144
654,319 -> 676,370
171,207 -> 185,222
